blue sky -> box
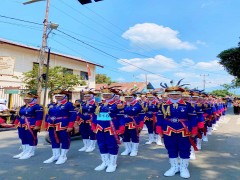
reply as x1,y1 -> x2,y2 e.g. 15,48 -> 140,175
1,0 -> 240,93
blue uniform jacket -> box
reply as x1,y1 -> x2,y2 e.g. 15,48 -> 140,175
45,101 -> 77,131
156,99 -> 197,136
15,103 -> 43,128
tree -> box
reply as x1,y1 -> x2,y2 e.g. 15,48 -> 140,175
96,74 -> 112,84
218,40 -> 240,87
209,89 -> 233,97
19,65 -> 86,92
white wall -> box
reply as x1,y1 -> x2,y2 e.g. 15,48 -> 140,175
0,43 -> 97,105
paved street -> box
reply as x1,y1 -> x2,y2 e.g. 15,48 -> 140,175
0,108 -> 240,180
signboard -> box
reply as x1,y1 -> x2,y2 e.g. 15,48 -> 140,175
0,56 -> 15,76
4,89 -> 19,94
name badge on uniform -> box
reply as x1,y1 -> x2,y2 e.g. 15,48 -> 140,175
97,112 -> 111,121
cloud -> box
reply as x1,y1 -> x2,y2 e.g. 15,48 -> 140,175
116,55 -> 233,90
122,23 -> 196,50
181,58 -> 195,66
195,60 -> 224,71
196,40 -> 207,46
118,55 -> 179,72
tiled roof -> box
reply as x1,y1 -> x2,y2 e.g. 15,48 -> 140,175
0,38 -> 103,68
96,82 -> 154,92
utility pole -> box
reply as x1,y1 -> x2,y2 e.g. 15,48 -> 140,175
24,0 -> 58,105
200,74 -> 209,90
38,0 -> 50,104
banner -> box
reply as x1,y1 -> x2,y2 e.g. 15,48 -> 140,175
0,56 -> 15,76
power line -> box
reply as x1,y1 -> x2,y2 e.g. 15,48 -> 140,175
0,14 -> 42,26
56,29 -> 168,79
0,14 -> 230,78
0,20 -> 42,31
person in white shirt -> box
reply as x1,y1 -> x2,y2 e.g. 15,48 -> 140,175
0,99 -> 8,112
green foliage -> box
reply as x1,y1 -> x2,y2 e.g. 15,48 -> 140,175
21,65 -> 86,92
96,74 -> 112,84
218,47 -> 240,77
218,40 -> 240,88
209,89 -> 233,97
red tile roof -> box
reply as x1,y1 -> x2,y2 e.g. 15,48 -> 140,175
96,82 -> 154,92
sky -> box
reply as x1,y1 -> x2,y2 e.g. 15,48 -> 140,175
1,0 -> 240,93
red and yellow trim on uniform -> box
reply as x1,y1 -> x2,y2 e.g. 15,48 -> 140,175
48,122 -> 67,131
95,124 -> 103,133
35,120 -> 42,127
144,116 -> 153,122
163,126 -> 191,137
86,120 -> 92,126
125,122 -> 136,129
76,118 -> 84,126
104,127 -> 114,135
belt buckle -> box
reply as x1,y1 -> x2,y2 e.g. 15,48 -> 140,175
50,116 -> 56,120
83,113 -> 88,116
148,111 -> 153,114
21,115 -> 25,119
124,115 -> 128,118
171,118 -> 179,123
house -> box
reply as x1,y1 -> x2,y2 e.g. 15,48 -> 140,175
0,38 -> 103,107
96,82 -> 155,93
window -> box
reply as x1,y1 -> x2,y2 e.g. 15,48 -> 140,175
63,68 -> 73,75
80,71 -> 88,80
33,62 -> 47,70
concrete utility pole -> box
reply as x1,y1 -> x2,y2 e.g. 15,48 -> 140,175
24,0 -> 58,105
23,0 -> 50,104
200,74 -> 209,90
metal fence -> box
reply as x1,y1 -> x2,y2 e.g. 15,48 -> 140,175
0,87 -> 28,108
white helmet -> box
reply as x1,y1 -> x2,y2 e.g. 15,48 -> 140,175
0,99 -> 7,104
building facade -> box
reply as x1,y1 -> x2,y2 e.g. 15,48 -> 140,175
0,38 -> 103,107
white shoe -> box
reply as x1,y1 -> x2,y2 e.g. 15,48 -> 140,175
13,145 -> 28,159
43,148 -> 60,163
78,139 -> 89,152
145,134 -> 154,144
196,138 -> 202,150
94,154 -> 109,171
207,127 -> 212,135
55,149 -> 68,165
106,155 -> 117,173
155,135 -> 163,146
189,146 -> 196,160
202,135 -> 208,142
121,142 -> 132,156
85,140 -> 96,152
19,146 -> 35,159
180,158 -> 190,179
130,143 -> 139,157
164,158 -> 179,177
212,126 -> 217,131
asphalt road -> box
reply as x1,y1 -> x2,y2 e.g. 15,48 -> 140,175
0,107 -> 240,180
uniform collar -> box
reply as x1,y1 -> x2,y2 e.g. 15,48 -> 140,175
166,99 -> 186,105
102,99 -> 115,105
87,99 -> 95,105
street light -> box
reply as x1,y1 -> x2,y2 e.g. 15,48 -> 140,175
23,0 -> 54,105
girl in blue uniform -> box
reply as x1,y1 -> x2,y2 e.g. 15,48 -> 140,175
157,80 -> 197,179
76,90 -> 97,152
13,90 -> 43,159
120,89 -> 144,157
43,90 -> 76,165
91,86 -> 125,173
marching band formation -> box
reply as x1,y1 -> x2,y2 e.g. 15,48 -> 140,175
12,80 -> 228,179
